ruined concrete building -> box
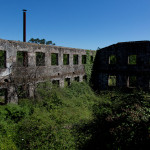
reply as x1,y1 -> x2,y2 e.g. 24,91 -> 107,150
1,39 -> 150,104
91,41 -> 150,92
0,39 -> 95,104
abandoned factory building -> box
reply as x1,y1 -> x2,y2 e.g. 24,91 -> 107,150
91,41 -> 150,91
1,39 -> 150,104
0,39 -> 95,104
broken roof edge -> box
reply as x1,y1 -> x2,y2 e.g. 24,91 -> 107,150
99,40 -> 150,50
0,38 -> 95,51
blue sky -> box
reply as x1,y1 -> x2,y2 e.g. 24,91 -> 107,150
1,0 -> 150,50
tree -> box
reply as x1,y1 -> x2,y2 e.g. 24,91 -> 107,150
28,38 -> 55,45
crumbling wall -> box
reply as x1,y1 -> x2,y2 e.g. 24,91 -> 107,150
0,39 -> 95,104
91,41 -> 150,91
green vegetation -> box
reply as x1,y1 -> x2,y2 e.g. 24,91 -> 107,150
51,53 -> 58,65
0,82 -> 150,149
0,50 -> 6,68
36,52 -> 45,66
109,55 -> 117,64
108,75 -> 116,86
63,54 -> 69,65
73,55 -> 78,65
28,38 -> 56,45
84,50 -> 96,83
128,55 -> 137,65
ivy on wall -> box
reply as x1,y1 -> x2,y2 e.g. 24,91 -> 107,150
84,50 -> 96,84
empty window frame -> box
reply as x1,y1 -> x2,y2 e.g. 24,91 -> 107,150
51,53 -> 58,65
0,88 -> 7,104
109,55 -> 116,64
17,85 -> 28,98
82,55 -> 86,64
128,55 -> 136,65
108,75 -> 116,86
74,76 -> 79,82
128,76 -> 136,87
73,55 -> 78,65
90,56 -> 94,63
17,51 -> 28,67
83,75 -> 87,82
52,80 -> 60,87
63,54 -> 69,65
36,52 -> 45,66
64,78 -> 71,87
0,50 -> 6,68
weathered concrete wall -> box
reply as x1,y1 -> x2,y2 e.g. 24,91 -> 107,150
0,39 -> 95,103
91,41 -> 150,91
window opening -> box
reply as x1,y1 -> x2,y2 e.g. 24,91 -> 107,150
0,50 -> 6,68
36,52 -> 45,66
63,54 -> 69,65
82,55 -> 86,64
73,55 -> 78,65
128,55 -> 136,65
108,75 -> 116,86
51,53 -> 58,65
17,51 -> 28,66
109,55 -> 116,64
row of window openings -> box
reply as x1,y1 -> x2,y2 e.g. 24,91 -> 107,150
109,55 -> 137,65
0,51 -> 94,68
108,76 -> 137,87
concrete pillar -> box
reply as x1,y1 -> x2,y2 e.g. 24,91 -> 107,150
58,52 -> 63,66
69,54 -> 73,66
60,79 -> 64,87
7,85 -> 18,104
79,54 -> 82,65
28,52 -> 36,67
45,52 -> 51,66
29,84 -> 35,98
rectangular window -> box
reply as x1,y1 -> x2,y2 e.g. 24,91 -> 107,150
128,76 -> 136,87
36,52 -> 45,66
52,80 -> 60,87
82,55 -> 86,64
73,55 -> 78,65
0,50 -> 6,68
108,75 -> 116,86
109,55 -> 116,64
0,88 -> 7,104
90,56 -> 94,63
17,51 -> 28,67
74,76 -> 79,82
64,78 -> 71,87
128,55 -> 136,65
51,53 -> 58,65
63,54 -> 69,65
17,85 -> 28,98
83,75 -> 87,82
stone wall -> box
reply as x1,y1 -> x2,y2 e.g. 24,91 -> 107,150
0,39 -> 95,104
91,41 -> 150,91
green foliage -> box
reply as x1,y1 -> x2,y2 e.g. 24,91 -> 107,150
63,54 -> 69,65
51,53 -> 58,65
108,76 -> 116,86
36,52 -> 45,66
109,55 -> 116,64
0,50 -> 6,68
28,38 -> 55,45
1,82 -> 150,149
73,55 -> 78,65
80,92 -> 150,150
84,50 -> 96,83
128,55 -> 136,65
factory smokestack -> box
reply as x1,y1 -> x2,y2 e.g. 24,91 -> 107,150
23,9 -> 27,42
